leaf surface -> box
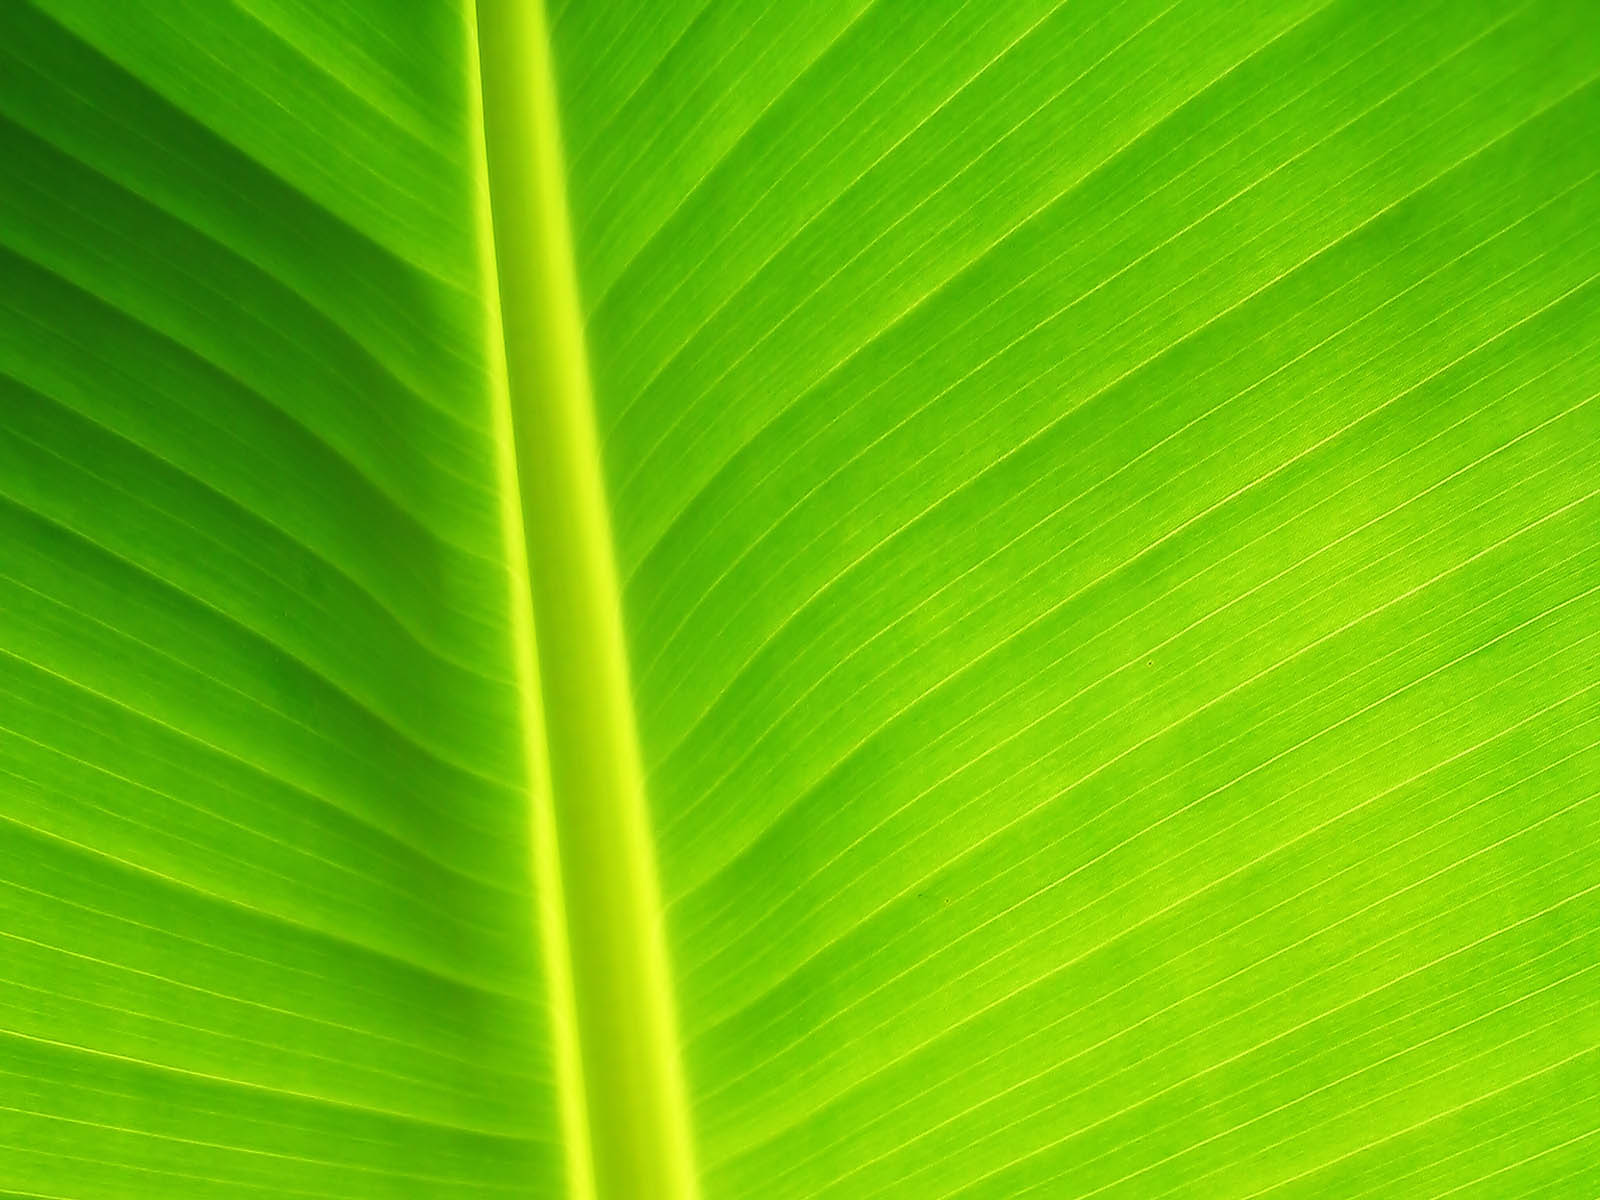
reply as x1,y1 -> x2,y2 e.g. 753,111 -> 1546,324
3,0 -> 1599,1197
0,1 -> 568,1194
550,0 -> 1600,1195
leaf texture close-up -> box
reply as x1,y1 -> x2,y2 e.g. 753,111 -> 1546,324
1,0 -> 1598,1197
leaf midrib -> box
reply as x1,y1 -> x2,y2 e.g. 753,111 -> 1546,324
470,3 -> 699,1198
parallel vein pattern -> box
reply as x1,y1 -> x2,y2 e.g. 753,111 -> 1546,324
6,0 -> 1600,1196
0,1 -> 562,1195
548,0 -> 1600,1195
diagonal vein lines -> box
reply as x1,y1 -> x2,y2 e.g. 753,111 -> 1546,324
646,65 -> 1594,800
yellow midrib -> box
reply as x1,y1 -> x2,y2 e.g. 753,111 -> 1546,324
469,2 -> 700,1198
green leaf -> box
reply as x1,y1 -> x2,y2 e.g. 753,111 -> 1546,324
0,0 -> 573,1195
3,0 -> 1598,1198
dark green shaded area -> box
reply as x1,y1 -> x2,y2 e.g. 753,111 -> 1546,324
0,1 -> 562,1194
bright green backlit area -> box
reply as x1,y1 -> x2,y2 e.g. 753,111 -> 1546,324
1,0 -> 1598,1197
